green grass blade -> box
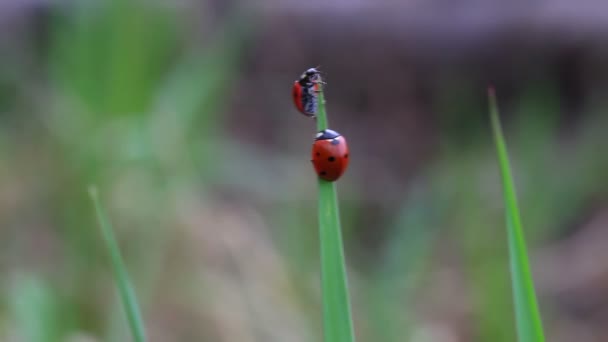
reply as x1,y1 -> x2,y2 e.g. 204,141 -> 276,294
315,84 -> 356,342
488,88 -> 545,342
88,186 -> 147,342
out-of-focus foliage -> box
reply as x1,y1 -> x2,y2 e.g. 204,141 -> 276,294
1,0 -> 607,341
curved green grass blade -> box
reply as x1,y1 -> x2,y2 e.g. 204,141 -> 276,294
316,84 -> 356,342
488,88 -> 545,342
88,186 -> 146,342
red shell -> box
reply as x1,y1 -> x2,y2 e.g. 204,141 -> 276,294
292,81 -> 305,114
311,135 -> 349,181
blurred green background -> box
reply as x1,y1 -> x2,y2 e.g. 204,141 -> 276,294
1,0 -> 607,341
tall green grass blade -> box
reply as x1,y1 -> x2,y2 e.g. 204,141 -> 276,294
88,186 -> 146,342
488,88 -> 545,342
315,85 -> 356,342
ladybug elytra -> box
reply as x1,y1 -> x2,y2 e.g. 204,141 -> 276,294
311,129 -> 349,181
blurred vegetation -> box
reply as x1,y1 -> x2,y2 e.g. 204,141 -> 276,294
1,0 -> 607,341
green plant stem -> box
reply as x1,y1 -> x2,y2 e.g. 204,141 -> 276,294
316,84 -> 356,342
315,86 -> 329,131
488,88 -> 545,342
89,186 -> 147,342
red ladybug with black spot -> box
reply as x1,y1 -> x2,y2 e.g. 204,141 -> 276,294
311,129 -> 349,181
292,68 -> 322,117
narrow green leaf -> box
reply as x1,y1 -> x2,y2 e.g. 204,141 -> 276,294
88,186 -> 147,342
488,88 -> 545,342
316,84 -> 356,342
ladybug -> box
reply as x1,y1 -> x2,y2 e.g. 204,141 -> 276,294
292,67 -> 322,117
311,129 -> 349,181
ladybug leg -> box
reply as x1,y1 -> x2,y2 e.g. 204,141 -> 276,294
312,81 -> 326,94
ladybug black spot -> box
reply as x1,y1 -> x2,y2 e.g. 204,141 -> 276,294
320,171 -> 327,176
344,154 -> 349,158
316,152 -> 321,156
328,156 -> 335,162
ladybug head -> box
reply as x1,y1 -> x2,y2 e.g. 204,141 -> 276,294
315,129 -> 341,141
305,68 -> 320,76
300,67 -> 321,83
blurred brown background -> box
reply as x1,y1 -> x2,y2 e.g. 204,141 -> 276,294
1,0 -> 607,341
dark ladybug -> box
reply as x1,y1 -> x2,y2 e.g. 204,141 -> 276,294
311,129 -> 349,181
292,68 -> 322,117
